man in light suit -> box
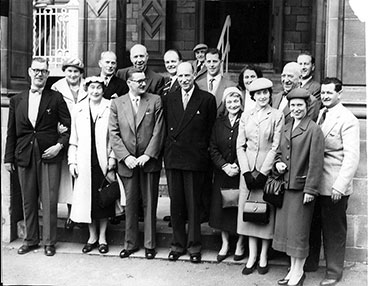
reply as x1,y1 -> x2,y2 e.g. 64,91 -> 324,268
98,51 -> 129,100
196,48 -> 236,117
297,51 -> 321,101
162,49 -> 182,97
116,44 -> 165,95
190,43 -> 208,80
4,57 -> 71,256
306,78 -> 360,286
163,62 -> 217,263
109,68 -> 165,260
272,62 -> 320,123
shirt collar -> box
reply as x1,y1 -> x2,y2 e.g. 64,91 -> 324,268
300,76 -> 312,87
207,73 -> 221,82
181,86 -> 195,97
129,91 -> 141,102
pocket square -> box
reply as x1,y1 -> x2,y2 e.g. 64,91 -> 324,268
46,108 -> 52,114
196,111 -> 201,114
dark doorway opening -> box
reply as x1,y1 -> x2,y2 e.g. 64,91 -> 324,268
204,0 -> 270,63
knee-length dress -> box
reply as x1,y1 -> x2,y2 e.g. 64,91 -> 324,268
236,105 -> 284,239
209,114 -> 241,233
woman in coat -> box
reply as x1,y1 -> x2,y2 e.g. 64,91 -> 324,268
68,76 -> 116,254
51,57 -> 87,230
237,78 -> 284,275
209,87 -> 243,263
273,88 -> 324,286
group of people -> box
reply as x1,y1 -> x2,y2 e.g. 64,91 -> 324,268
4,42 -> 360,286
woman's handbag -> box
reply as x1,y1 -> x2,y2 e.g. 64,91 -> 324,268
98,172 -> 120,209
243,190 -> 270,224
263,174 -> 285,208
220,188 -> 239,208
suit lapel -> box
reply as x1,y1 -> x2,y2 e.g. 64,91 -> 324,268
136,93 -> 149,129
120,95 -> 136,134
19,91 -> 33,127
215,78 -> 225,108
291,117 -> 310,139
35,90 -> 52,128
321,111 -> 339,137
144,69 -> 153,93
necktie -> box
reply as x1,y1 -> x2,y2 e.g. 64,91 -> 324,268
318,108 -> 328,125
197,62 -> 203,73
163,78 -> 172,96
183,93 -> 190,110
132,98 -> 139,114
104,76 -> 109,87
31,88 -> 41,94
209,78 -> 215,92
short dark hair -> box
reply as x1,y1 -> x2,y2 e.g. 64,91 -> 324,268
126,67 -> 143,80
298,51 -> 315,65
321,77 -> 343,92
249,87 -> 273,103
165,48 -> 183,61
32,57 -> 49,69
205,48 -> 222,60
237,65 -> 263,91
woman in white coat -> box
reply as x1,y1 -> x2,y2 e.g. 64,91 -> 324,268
51,57 -> 87,230
68,76 -> 116,254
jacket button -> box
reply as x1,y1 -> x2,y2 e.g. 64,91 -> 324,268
30,141 -> 33,144
170,128 -> 173,131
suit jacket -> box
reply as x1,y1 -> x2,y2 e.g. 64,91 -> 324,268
116,67 -> 165,95
109,92 -> 165,177
272,89 -> 320,123
4,89 -> 71,167
196,75 -> 236,116
318,103 -> 360,196
302,78 -> 321,100
191,59 -> 207,80
163,86 -> 217,171
102,75 -> 129,100
162,77 -> 181,96
274,116 -> 324,195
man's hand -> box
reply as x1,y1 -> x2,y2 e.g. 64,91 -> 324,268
69,164 -> 79,178
331,188 -> 342,203
124,155 -> 137,169
58,123 -> 68,134
275,162 -> 287,174
303,193 -> 315,204
5,163 -> 15,173
136,154 -> 150,167
42,143 -> 63,159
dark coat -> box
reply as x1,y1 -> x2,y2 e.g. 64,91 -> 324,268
163,86 -> 217,171
102,75 -> 129,100
4,89 -> 71,167
162,77 -> 181,97
274,116 -> 324,195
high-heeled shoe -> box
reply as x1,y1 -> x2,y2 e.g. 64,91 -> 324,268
257,262 -> 269,275
216,250 -> 231,263
233,252 -> 246,261
242,261 -> 257,275
287,273 -> 306,286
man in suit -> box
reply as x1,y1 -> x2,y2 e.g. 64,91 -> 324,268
297,52 -> 321,104
116,44 -> 165,95
272,62 -> 320,123
4,57 -> 71,256
306,78 -> 360,286
98,51 -> 129,100
196,48 -> 236,117
162,49 -> 182,97
190,43 -> 208,80
109,68 -> 165,260
163,62 -> 217,263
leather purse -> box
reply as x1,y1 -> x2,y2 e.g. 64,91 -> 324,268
243,190 -> 270,224
220,188 -> 239,208
98,172 -> 120,209
263,174 -> 285,208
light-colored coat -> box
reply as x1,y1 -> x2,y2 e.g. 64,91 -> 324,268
318,103 -> 360,196
51,78 -> 88,204
68,98 -> 113,223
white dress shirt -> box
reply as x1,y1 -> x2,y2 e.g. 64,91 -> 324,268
28,88 -> 43,127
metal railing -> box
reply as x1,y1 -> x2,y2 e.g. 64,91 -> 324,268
217,15 -> 231,75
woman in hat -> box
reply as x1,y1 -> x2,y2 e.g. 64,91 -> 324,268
51,57 -> 87,230
209,87 -> 244,263
272,88 -> 324,286
68,76 -> 117,254
237,78 -> 284,275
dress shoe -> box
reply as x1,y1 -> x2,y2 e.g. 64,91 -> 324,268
17,244 -> 39,255
145,248 -> 157,259
119,248 -> 139,258
233,253 -> 246,261
288,273 -> 306,286
44,245 -> 56,256
242,262 -> 257,275
277,277 -> 289,285
163,215 -> 171,222
190,253 -> 202,263
64,218 -> 75,231
320,277 -> 341,286
216,251 -> 230,263
82,241 -> 99,253
98,244 -> 109,254
168,250 -> 186,261
257,262 -> 269,275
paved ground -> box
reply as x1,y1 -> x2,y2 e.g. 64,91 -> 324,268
2,240 -> 367,286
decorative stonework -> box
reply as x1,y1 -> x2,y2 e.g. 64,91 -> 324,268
86,0 -> 109,17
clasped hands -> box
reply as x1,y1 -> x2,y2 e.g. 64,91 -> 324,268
124,154 -> 150,169
222,163 -> 239,177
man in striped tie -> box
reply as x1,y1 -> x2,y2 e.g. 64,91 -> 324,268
162,49 -> 182,97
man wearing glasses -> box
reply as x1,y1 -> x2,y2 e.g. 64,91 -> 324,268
109,68 -> 165,259
4,57 -> 71,256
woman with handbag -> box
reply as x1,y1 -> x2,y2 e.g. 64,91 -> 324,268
68,76 -> 117,254
236,78 -> 284,275
209,87 -> 244,263
272,88 -> 324,286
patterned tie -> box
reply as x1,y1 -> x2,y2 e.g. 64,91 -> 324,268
183,93 -> 190,110
197,62 -> 203,73
318,108 -> 328,125
163,78 -> 172,96
209,78 -> 215,92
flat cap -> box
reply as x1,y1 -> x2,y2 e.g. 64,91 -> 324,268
62,57 -> 84,72
248,78 -> 273,92
286,88 -> 310,100
193,43 -> 208,52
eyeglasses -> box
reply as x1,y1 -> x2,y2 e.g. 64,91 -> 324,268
31,68 -> 49,75
130,78 -> 146,85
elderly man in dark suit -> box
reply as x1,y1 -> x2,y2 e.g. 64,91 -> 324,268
109,68 -> 165,260
163,62 -> 217,263
4,57 -> 71,256
98,51 -> 129,100
116,44 -> 165,95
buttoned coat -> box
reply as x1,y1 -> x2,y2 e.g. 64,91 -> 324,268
318,104 -> 360,196
162,77 -> 181,96
116,67 -> 165,95
274,116 -> 324,195
68,98 -> 113,223
109,92 -> 165,177
196,76 -> 236,117
163,86 -> 217,171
